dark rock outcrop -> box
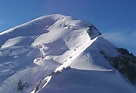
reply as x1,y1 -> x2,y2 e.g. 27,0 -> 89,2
100,48 -> 136,85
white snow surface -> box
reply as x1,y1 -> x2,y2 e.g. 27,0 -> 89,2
0,14 -> 135,93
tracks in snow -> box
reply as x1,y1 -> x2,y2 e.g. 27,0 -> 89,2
30,36 -> 98,93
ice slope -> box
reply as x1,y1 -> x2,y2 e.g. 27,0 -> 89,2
0,14 -> 135,93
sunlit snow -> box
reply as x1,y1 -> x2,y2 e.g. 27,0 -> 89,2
0,14 -> 135,93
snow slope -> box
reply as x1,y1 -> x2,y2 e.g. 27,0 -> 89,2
0,14 -> 135,93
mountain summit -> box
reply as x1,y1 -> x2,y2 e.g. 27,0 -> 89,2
0,14 -> 136,93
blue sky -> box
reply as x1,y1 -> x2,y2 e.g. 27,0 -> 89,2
0,0 -> 136,54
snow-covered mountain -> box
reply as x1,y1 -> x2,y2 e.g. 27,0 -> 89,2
0,14 -> 136,93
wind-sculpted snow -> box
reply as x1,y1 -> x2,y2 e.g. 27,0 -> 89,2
0,14 -> 135,93
40,68 -> 135,93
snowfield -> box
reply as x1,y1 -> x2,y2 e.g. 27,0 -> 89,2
0,14 -> 135,93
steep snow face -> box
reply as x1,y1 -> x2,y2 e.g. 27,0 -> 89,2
0,14 -> 135,93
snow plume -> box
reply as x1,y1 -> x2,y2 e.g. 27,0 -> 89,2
103,30 -> 136,54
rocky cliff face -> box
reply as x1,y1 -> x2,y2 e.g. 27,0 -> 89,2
100,48 -> 136,85
111,48 -> 136,85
